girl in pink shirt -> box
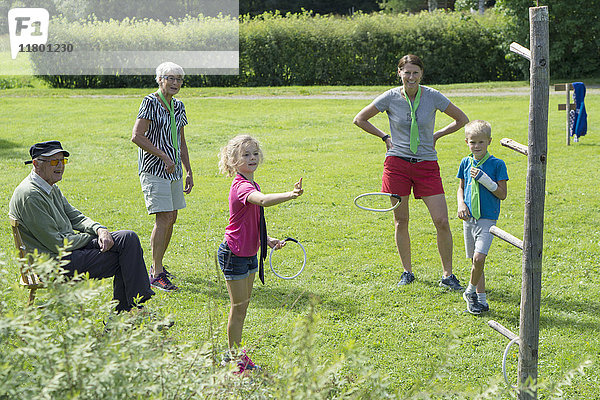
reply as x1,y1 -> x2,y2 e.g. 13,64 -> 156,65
218,135 -> 303,374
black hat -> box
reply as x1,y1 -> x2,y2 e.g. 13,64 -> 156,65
25,141 -> 70,165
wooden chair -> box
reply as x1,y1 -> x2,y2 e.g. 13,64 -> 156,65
10,218 -> 43,306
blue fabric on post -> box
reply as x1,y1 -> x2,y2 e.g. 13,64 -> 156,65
571,82 -> 587,139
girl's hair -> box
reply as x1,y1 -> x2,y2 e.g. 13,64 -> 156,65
397,54 -> 425,72
218,135 -> 264,177
155,61 -> 185,84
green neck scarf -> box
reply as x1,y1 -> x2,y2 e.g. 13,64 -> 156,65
403,85 -> 421,154
469,151 -> 491,220
157,90 -> 179,164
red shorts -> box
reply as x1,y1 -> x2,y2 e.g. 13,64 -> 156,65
381,156 -> 444,199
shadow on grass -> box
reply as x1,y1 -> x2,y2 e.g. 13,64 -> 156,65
473,287 -> 600,333
0,138 -> 24,158
418,275 -> 600,333
183,272 -> 318,315
577,142 -> 600,147
256,285 -> 361,319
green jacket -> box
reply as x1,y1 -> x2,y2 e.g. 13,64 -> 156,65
9,172 -> 104,256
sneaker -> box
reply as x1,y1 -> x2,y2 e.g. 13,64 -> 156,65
439,274 -> 464,291
150,265 -> 176,279
221,351 -> 233,367
480,303 -> 490,312
463,291 -> 483,315
397,271 -> 415,286
150,272 -> 179,292
235,350 -> 260,375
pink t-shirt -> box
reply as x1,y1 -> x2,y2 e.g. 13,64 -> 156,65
224,174 -> 261,257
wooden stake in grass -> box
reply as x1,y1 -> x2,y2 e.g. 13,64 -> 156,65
518,6 -> 549,400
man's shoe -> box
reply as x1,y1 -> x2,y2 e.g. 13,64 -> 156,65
439,274 -> 464,291
221,351 -> 233,367
463,291 -> 483,315
397,271 -> 415,286
150,272 -> 179,292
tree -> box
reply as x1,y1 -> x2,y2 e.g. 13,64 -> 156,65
240,0 -> 380,15
379,0 -> 428,13
497,0 -> 600,78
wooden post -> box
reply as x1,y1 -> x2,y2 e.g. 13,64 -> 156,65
500,138 -> 528,156
488,320 -> 518,341
518,6 -> 549,400
565,85 -> 570,145
490,226 -> 523,250
555,83 -> 575,145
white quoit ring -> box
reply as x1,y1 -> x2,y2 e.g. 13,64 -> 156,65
502,337 -> 521,390
269,238 -> 306,280
354,192 -> 402,212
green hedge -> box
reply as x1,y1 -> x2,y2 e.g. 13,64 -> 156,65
239,11 -> 519,86
35,12 -> 520,88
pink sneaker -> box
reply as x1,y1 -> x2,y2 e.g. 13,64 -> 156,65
234,350 -> 260,375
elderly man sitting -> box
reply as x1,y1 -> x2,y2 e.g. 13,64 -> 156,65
9,140 -> 154,312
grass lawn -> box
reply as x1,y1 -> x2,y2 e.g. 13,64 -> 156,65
0,84 -> 598,398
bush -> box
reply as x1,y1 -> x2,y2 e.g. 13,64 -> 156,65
0,76 -> 36,89
0,250 -> 394,399
243,11 -> 520,85
33,11 -> 520,88
32,15 -> 238,88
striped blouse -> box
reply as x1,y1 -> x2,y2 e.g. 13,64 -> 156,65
136,93 -> 188,180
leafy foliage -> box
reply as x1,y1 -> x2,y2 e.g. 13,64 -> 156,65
496,0 -> 600,79
379,0 -> 429,13
240,0 -> 381,16
0,0 -> 234,33
0,76 -> 35,89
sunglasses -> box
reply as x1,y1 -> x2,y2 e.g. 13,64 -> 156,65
39,158 -> 68,166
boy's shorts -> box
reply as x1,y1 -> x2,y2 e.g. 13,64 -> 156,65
140,172 -> 186,214
463,218 -> 496,258
382,156 -> 444,199
218,241 -> 258,281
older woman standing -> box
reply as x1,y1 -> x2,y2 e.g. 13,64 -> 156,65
353,54 -> 468,289
132,61 -> 193,291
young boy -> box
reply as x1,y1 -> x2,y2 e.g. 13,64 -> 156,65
457,120 -> 508,314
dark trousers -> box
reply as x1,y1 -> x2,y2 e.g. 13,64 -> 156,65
64,230 -> 154,312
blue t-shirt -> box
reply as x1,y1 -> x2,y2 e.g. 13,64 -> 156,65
457,155 -> 509,220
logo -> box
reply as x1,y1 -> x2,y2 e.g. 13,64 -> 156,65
8,8 -> 49,59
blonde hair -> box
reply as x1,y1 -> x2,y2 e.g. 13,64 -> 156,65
218,135 -> 264,177
465,120 -> 492,138
155,62 -> 185,84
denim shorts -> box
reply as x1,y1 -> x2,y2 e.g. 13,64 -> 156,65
218,241 -> 258,281
463,218 -> 496,258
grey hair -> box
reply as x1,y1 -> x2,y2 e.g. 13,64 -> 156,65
155,62 -> 185,84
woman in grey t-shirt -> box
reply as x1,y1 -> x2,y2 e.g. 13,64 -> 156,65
353,54 -> 468,289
